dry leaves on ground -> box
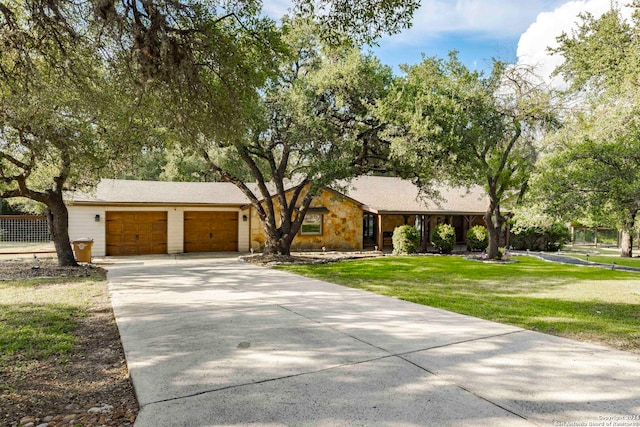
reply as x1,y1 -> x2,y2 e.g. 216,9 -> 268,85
0,260 -> 138,427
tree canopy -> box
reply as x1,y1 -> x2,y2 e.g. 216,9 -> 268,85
0,0 -> 420,261
377,53 -> 557,258
0,1 -> 113,265
532,3 -> 640,256
187,20 -> 397,254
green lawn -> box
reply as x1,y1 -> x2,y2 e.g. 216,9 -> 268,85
563,253 -> 640,268
0,277 -> 105,364
278,255 -> 640,353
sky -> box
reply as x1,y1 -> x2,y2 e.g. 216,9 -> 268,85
262,0 -> 634,84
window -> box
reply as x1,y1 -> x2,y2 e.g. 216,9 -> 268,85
301,213 -> 323,235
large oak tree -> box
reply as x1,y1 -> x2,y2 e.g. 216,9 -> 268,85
0,1 -> 111,265
531,3 -> 640,256
378,53 -> 557,258
191,21 -> 398,255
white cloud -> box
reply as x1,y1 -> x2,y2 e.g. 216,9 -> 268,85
516,0 -> 633,86
404,0 -> 567,41
262,0 -> 567,41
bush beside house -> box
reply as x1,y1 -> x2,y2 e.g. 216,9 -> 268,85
392,225 -> 420,255
510,222 -> 571,252
467,225 -> 488,251
431,223 -> 456,254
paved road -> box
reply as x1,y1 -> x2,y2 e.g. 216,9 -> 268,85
106,255 -> 640,426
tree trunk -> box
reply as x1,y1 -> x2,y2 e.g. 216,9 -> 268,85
620,230 -> 633,258
261,221 -> 297,256
45,195 -> 78,267
263,234 -> 293,256
485,210 -> 500,259
619,210 -> 637,258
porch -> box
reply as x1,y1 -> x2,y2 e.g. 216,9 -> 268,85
363,212 -> 486,252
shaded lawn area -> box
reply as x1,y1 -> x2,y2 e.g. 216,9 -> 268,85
0,277 -> 95,360
0,267 -> 138,426
278,255 -> 640,353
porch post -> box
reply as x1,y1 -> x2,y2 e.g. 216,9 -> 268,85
376,214 -> 384,251
420,215 -> 430,252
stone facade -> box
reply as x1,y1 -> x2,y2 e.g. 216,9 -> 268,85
249,188 -> 364,252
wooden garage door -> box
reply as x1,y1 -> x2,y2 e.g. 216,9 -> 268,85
106,211 -> 167,256
184,211 -> 238,252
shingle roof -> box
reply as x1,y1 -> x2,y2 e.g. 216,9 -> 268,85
343,176 -> 487,214
69,179 -> 249,205
68,177 -> 488,213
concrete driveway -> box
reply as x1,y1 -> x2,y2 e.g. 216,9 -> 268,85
106,255 -> 640,426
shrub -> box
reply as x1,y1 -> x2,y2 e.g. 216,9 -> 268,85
431,223 -> 456,254
466,225 -> 488,251
392,225 -> 420,255
510,222 -> 571,252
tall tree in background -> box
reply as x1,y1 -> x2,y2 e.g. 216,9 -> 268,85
531,3 -> 640,256
378,53 -> 557,258
531,95 -> 640,257
99,1 -> 418,256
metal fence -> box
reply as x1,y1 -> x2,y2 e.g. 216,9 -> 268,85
572,227 -> 618,247
0,215 -> 55,254
0,215 -> 51,242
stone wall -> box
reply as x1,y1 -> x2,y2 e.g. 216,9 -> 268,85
250,188 -> 363,252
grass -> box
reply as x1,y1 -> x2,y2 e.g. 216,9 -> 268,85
278,255 -> 640,352
563,253 -> 640,268
0,277 -> 105,364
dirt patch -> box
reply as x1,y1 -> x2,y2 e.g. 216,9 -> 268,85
0,260 -> 138,427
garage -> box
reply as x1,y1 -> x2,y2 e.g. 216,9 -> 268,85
184,211 -> 238,252
105,211 -> 168,256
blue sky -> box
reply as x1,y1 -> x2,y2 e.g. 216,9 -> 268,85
263,0 -> 628,81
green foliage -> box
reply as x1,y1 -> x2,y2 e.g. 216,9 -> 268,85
431,223 -> 456,254
510,222 -> 571,252
391,225 -> 420,255
551,6 -> 638,94
530,92 -> 640,256
294,0 -> 420,46
467,225 -> 488,251
377,52 -> 557,258
194,20 -> 399,254
1,199 -> 45,215
536,3 -> 640,257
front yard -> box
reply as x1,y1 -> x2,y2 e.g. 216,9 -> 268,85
278,255 -> 640,353
0,261 -> 138,427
